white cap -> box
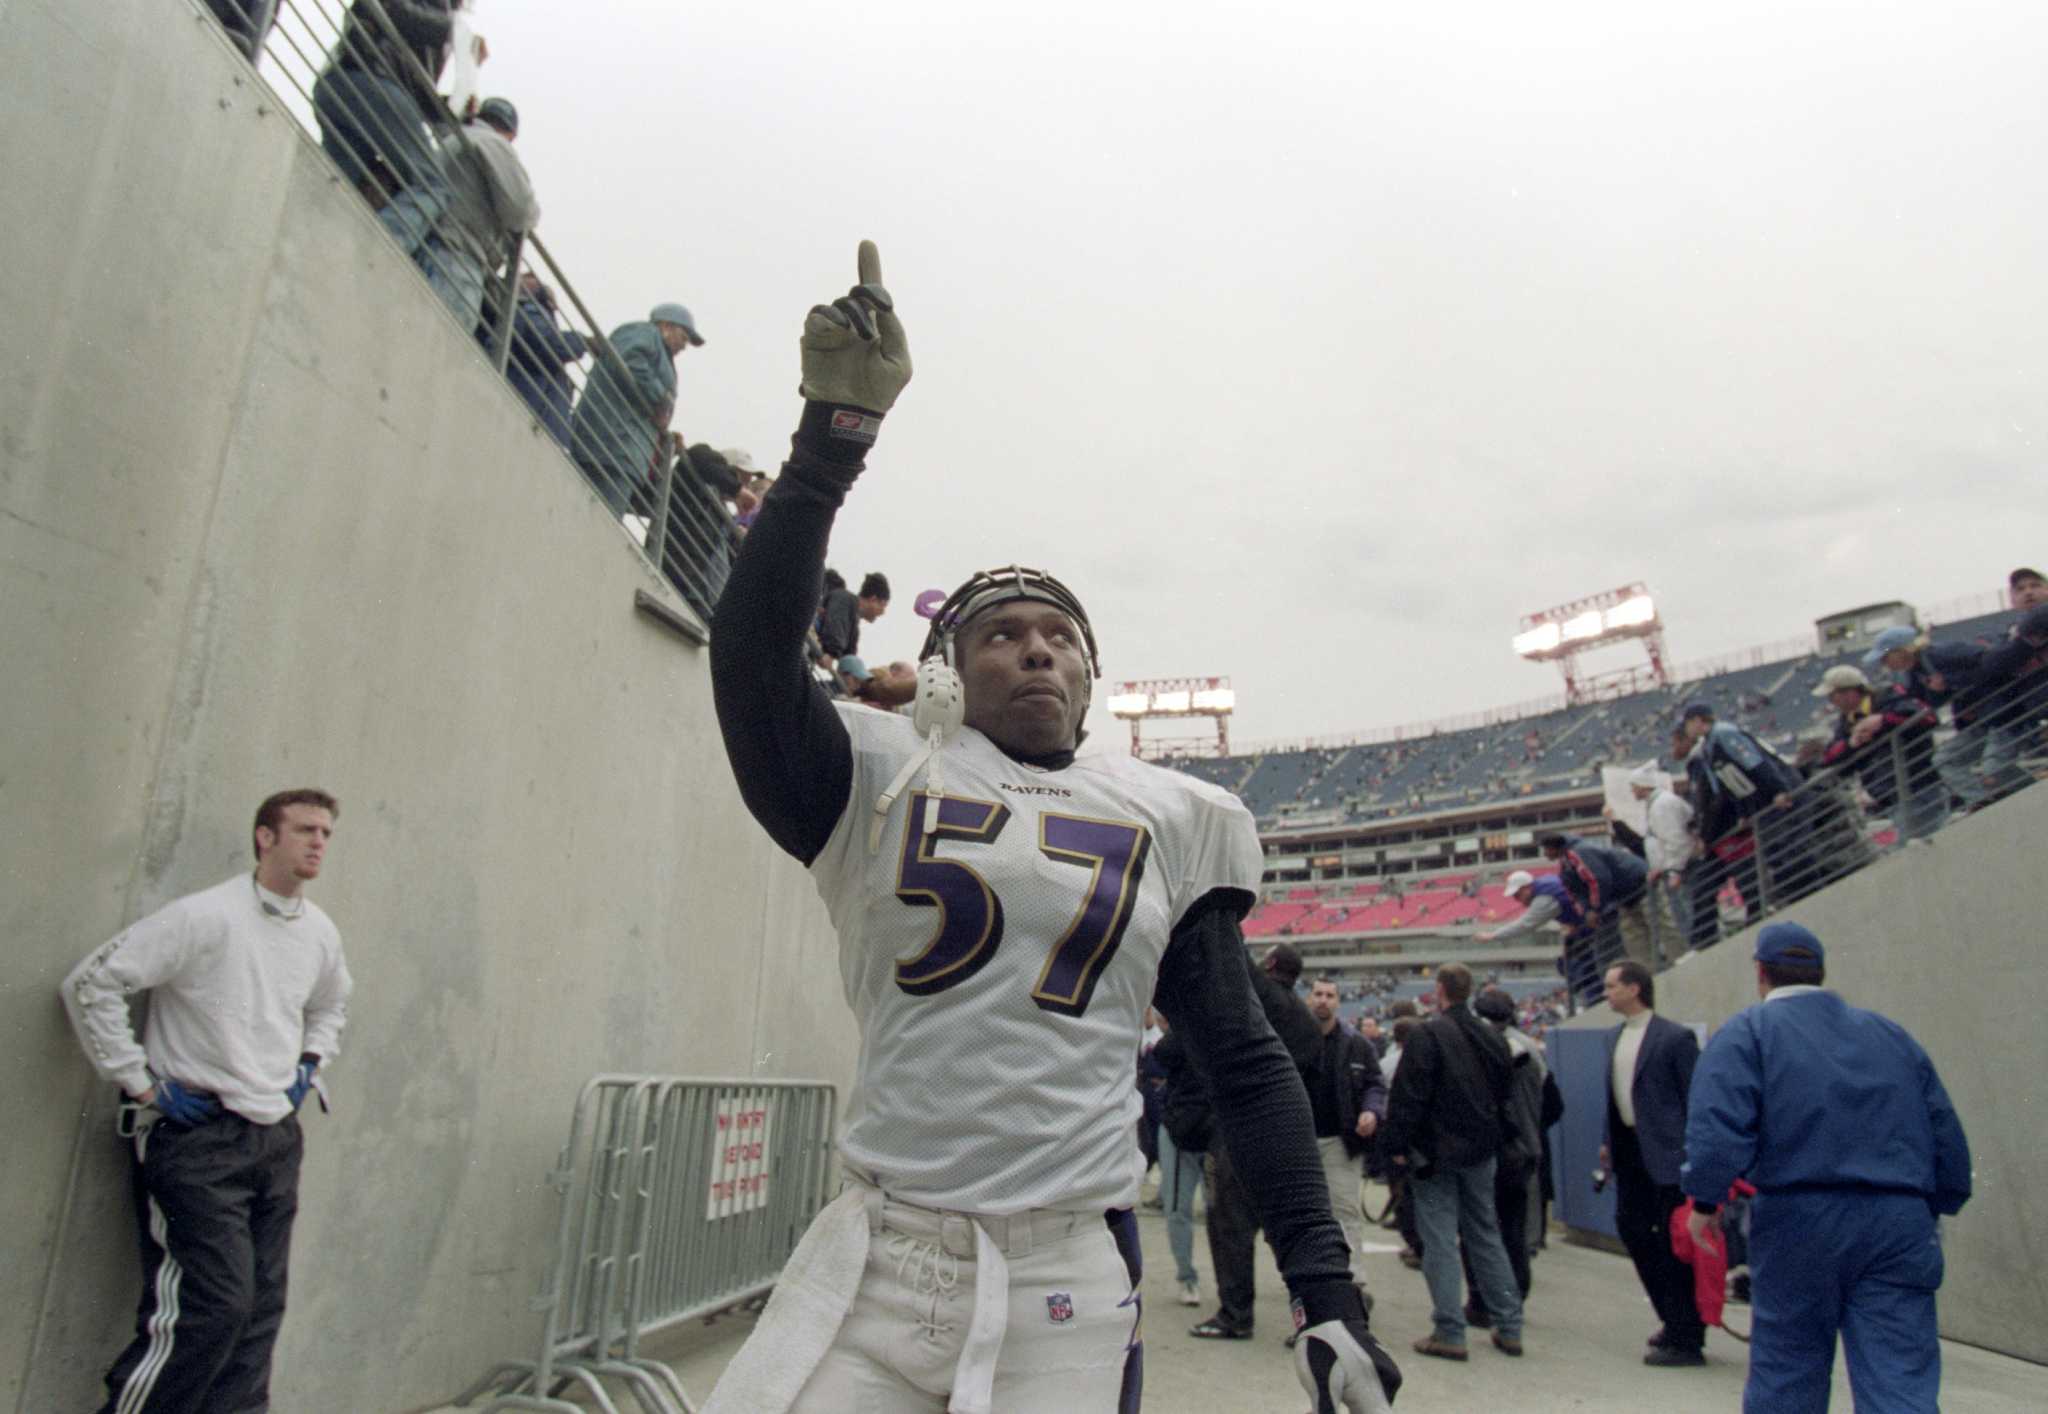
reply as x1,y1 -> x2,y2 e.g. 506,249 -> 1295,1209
720,447 -> 758,473
1812,663 -> 1871,698
1628,763 -> 1664,789
1502,870 -> 1535,896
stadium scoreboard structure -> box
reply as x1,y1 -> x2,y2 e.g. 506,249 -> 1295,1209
1513,582 -> 1670,704
1109,676 -> 1235,759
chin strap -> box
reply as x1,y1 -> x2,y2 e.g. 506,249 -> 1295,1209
869,658 -> 966,854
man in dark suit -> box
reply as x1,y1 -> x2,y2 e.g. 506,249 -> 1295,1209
1601,960 -> 1708,1366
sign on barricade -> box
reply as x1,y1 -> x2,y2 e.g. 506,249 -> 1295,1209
707,1096 -> 774,1219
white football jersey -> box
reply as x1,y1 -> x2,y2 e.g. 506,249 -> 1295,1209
811,704 -> 1263,1215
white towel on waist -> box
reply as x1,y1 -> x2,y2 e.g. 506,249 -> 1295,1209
700,1187 -> 870,1414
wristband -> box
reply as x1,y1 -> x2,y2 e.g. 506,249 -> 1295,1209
794,399 -> 883,468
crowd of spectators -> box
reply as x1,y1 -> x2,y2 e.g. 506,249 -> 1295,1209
205,0 -> 777,625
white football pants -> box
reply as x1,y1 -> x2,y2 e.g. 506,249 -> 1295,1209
789,1194 -> 1141,1413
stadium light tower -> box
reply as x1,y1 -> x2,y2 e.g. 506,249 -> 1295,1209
1514,582 -> 1668,704
1108,676 -> 1235,759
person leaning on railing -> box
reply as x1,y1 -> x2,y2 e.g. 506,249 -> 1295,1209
569,303 -> 702,518
313,0 -> 463,209
487,270 -> 588,447
1966,598 -> 2048,806
380,95 -> 537,331
1677,702 -> 1803,951
1812,664 -> 1944,842
1863,623 -> 2024,812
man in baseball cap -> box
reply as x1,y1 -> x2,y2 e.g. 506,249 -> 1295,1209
1682,920 -> 1970,1413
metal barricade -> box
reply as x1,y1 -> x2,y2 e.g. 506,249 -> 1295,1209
455,1076 -> 838,1414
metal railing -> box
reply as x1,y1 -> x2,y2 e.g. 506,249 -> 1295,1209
455,1075 -> 839,1414
1555,670 -> 2046,1008
221,0 -> 739,626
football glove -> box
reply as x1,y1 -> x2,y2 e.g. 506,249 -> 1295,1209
1292,1285 -> 1402,1413
799,239 -> 912,420
152,1077 -> 221,1128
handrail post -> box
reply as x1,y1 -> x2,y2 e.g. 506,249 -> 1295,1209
490,232 -> 523,375
646,443 -> 678,573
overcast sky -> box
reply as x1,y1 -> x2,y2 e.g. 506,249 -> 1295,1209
472,1 -> 2047,749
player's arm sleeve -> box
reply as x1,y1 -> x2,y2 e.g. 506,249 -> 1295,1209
301,941 -> 354,1066
1153,891 -> 1355,1308
59,903 -> 198,1095
709,448 -> 859,865
1679,1019 -> 1762,1204
1922,1052 -> 1972,1215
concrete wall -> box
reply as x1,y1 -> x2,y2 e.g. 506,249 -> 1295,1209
1560,785 -> 2048,1364
0,4 -> 857,1410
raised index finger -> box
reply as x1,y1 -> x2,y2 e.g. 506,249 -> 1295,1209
857,239 -> 883,289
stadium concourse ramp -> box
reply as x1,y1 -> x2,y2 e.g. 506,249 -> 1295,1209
1554,782 -> 2048,1366
0,5 -> 856,1411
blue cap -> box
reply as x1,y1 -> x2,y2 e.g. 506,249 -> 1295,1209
1754,921 -> 1825,968
476,97 -> 518,135
837,655 -> 872,682
648,303 -> 705,346
1862,624 -> 1920,669
1680,701 -> 1714,723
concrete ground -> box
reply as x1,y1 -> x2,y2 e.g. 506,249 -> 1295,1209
428,1188 -> 2039,1413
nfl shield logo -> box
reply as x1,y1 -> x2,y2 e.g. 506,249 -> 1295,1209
1046,1291 -> 1075,1325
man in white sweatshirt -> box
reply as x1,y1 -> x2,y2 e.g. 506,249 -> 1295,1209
63,788 -> 353,1414
1631,765 -> 1696,962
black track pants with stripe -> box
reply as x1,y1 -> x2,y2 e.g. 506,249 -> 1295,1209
99,1112 -> 303,1414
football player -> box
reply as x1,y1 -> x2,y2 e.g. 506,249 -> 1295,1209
703,242 -> 1400,1414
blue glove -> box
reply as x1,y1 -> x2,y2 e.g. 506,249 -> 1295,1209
152,1078 -> 221,1128
286,1056 -> 319,1112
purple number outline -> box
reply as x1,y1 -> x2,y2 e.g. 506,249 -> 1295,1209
1030,813 -> 1153,1018
892,794 -> 1013,995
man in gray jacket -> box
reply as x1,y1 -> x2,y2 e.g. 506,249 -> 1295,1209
380,96 -> 538,331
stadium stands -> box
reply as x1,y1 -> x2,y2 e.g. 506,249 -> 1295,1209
1191,606 -> 2023,828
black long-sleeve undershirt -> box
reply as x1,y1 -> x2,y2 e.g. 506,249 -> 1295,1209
708,408 -> 1355,1318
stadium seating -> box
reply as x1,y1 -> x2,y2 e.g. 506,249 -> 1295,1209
1191,608 -> 2022,827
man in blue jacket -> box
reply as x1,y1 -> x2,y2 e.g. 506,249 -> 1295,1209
1682,923 -> 1971,1413
494,271 -> 588,447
